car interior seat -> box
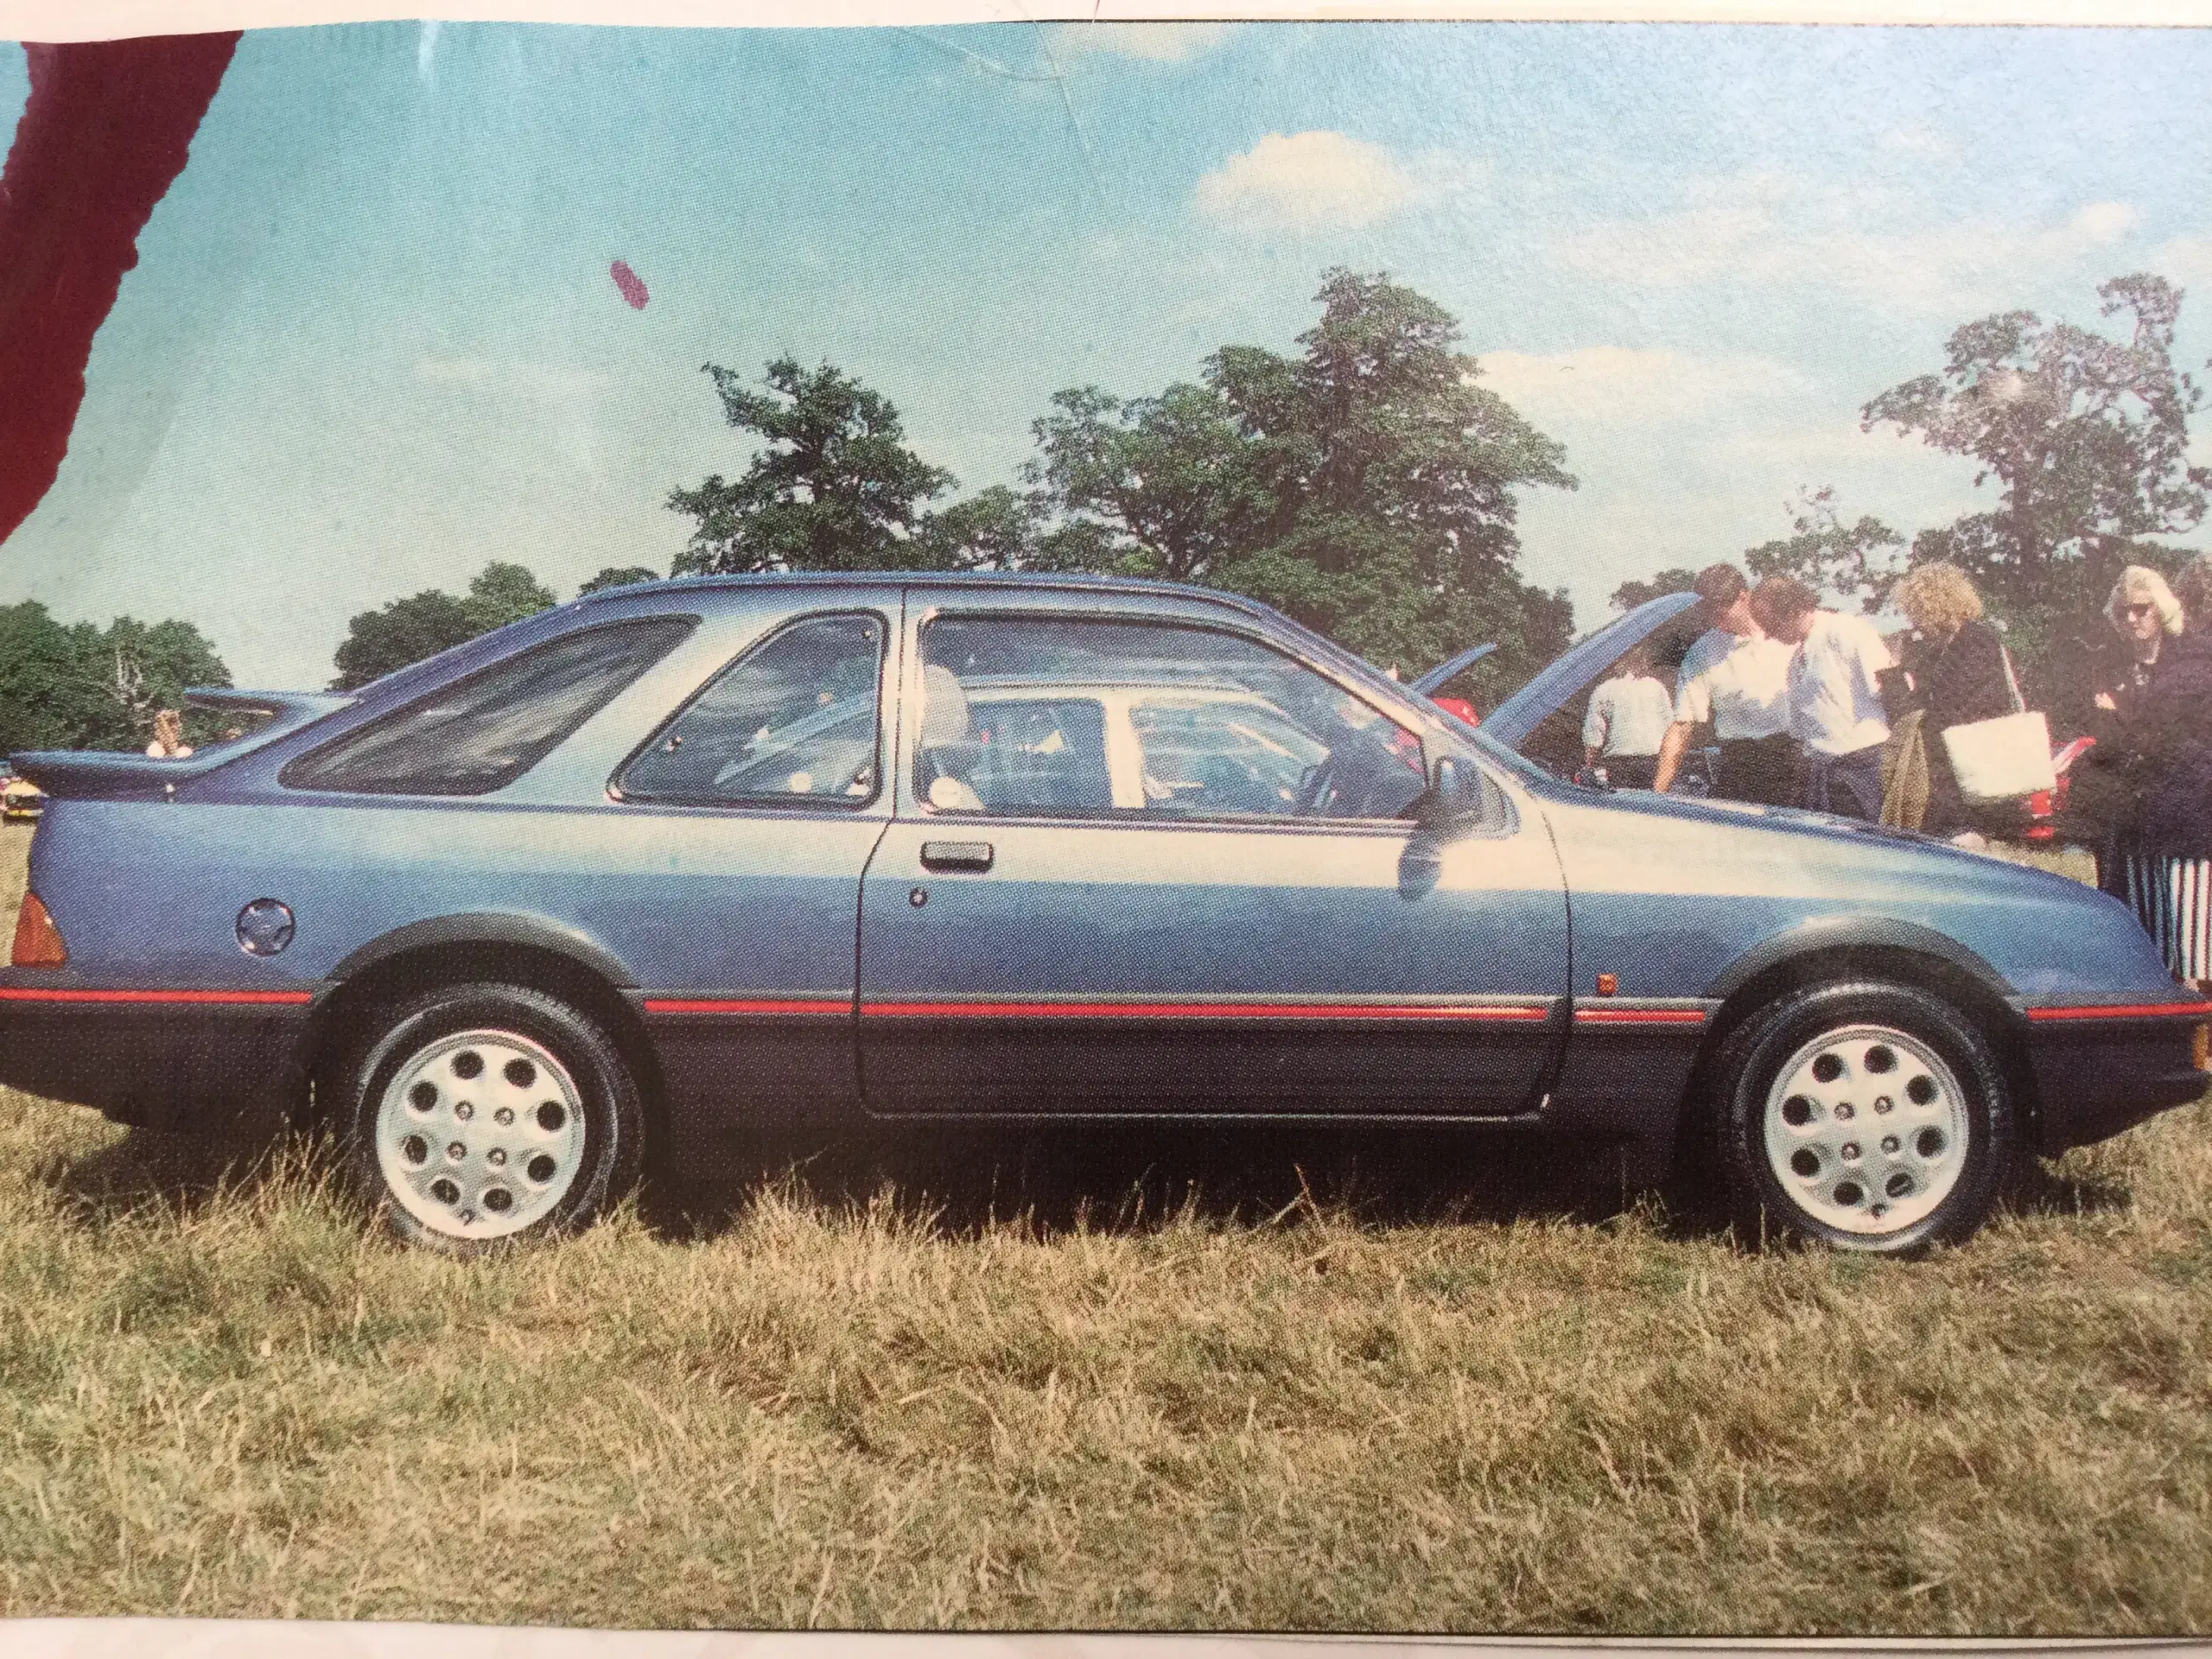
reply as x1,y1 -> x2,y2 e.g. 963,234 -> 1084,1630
917,663 -> 985,812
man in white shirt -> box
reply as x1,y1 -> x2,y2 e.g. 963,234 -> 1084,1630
1581,644 -> 1674,790
1749,575 -> 1893,823
1652,563 -> 1799,804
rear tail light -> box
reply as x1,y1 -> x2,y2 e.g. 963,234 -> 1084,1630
10,891 -> 68,967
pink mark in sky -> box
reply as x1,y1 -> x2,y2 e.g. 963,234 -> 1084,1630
610,259 -> 649,309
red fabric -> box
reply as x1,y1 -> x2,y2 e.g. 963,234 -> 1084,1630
0,33 -> 238,547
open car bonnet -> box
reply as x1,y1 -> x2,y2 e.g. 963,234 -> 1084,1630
1409,640 -> 1497,697
1476,591 -> 1704,753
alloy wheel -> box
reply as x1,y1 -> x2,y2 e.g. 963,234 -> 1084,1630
374,1027 -> 587,1241
1760,1021 -> 1970,1238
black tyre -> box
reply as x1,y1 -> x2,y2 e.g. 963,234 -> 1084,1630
336,982 -> 645,1254
1709,979 -> 2016,1255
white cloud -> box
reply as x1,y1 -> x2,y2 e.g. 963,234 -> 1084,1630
1552,175 -> 2148,314
2073,200 -> 2140,244
1045,22 -> 1232,63
2153,235 -> 2212,291
1194,130 -> 1415,234
1878,125 -> 1956,159
1474,346 -> 1806,426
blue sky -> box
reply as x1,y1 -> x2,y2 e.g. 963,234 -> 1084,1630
5,20 -> 2212,688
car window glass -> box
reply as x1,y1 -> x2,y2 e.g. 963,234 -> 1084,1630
283,618 -> 695,797
963,696 -> 1113,814
618,613 -> 883,805
916,615 -> 1427,821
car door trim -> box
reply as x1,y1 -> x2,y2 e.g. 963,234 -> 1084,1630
856,994 -> 1558,1022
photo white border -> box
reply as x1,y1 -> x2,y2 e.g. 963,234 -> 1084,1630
4,0 -> 2209,1651
9,0 -> 2212,43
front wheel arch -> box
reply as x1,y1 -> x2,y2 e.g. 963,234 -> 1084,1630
1700,976 -> 2021,1253
1681,944 -> 2037,1168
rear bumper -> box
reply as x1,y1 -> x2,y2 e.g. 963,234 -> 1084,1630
2020,1000 -> 2209,1155
0,988 -> 315,1128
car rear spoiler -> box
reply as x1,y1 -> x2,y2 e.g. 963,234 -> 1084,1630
7,687 -> 353,798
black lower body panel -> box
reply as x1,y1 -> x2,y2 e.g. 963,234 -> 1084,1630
0,998 -> 312,1128
2025,1020 -> 2208,1155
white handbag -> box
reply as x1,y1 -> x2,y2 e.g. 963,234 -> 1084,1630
1938,645 -> 2056,804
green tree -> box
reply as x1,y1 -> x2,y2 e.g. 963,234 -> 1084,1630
1022,383 -> 1268,581
0,602 -> 86,754
99,616 -> 235,747
578,565 -> 661,595
1742,488 -> 1905,614
1863,274 -> 2209,633
330,562 -> 556,691
912,485 -> 1042,571
1026,270 -> 1578,693
668,359 -> 956,575
461,562 -> 556,632
0,602 -> 229,753
1609,569 -> 1698,613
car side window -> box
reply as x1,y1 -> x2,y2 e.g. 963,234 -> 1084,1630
283,617 -> 696,797
616,613 -> 884,806
915,615 -> 1427,822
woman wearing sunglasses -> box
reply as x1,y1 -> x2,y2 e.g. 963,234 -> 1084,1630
2073,565 -> 2212,990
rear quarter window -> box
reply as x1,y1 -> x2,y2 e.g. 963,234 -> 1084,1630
281,617 -> 696,796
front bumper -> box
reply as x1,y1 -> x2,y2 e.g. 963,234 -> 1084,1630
2020,999 -> 2209,1155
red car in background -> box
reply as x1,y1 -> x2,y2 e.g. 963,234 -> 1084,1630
2024,734 -> 2098,843
1412,642 -> 1495,729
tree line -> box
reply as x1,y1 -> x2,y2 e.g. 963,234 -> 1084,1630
1612,273 -> 2207,693
10,264 -> 2203,756
0,605 -> 230,756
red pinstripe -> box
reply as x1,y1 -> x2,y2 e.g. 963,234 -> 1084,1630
644,997 -> 846,1015
0,987 -> 311,1006
2024,1001 -> 2210,1023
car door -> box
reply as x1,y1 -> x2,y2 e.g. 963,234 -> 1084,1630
594,602 -> 897,1114
855,588 -> 1572,1116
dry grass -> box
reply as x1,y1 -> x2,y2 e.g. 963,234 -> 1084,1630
1,821 -> 2209,1632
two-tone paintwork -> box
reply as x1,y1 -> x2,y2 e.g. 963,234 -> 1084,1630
3,573 -> 2203,1180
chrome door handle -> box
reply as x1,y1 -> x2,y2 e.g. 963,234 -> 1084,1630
920,840 -> 994,872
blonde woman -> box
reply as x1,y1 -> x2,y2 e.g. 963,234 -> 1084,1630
2076,566 -> 2212,988
1889,563 -> 2016,841
143,709 -> 194,760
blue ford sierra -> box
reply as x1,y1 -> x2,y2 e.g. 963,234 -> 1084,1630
3,574 -> 2204,1255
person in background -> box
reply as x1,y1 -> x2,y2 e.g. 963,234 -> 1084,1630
1652,563 -> 1797,804
1749,575 -> 1893,822
1888,563 -> 2019,842
2072,566 -> 2212,988
2172,551 -> 2212,634
143,708 -> 194,760
1580,642 -> 1673,790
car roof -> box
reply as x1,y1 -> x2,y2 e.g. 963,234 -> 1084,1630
571,569 -> 1278,619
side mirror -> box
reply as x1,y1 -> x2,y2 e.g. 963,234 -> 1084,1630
1414,753 -> 1483,833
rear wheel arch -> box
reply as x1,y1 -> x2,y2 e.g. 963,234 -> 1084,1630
302,937 -> 662,1135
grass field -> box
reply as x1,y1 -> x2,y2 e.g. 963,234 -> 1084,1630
2,820 -> 2209,1631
